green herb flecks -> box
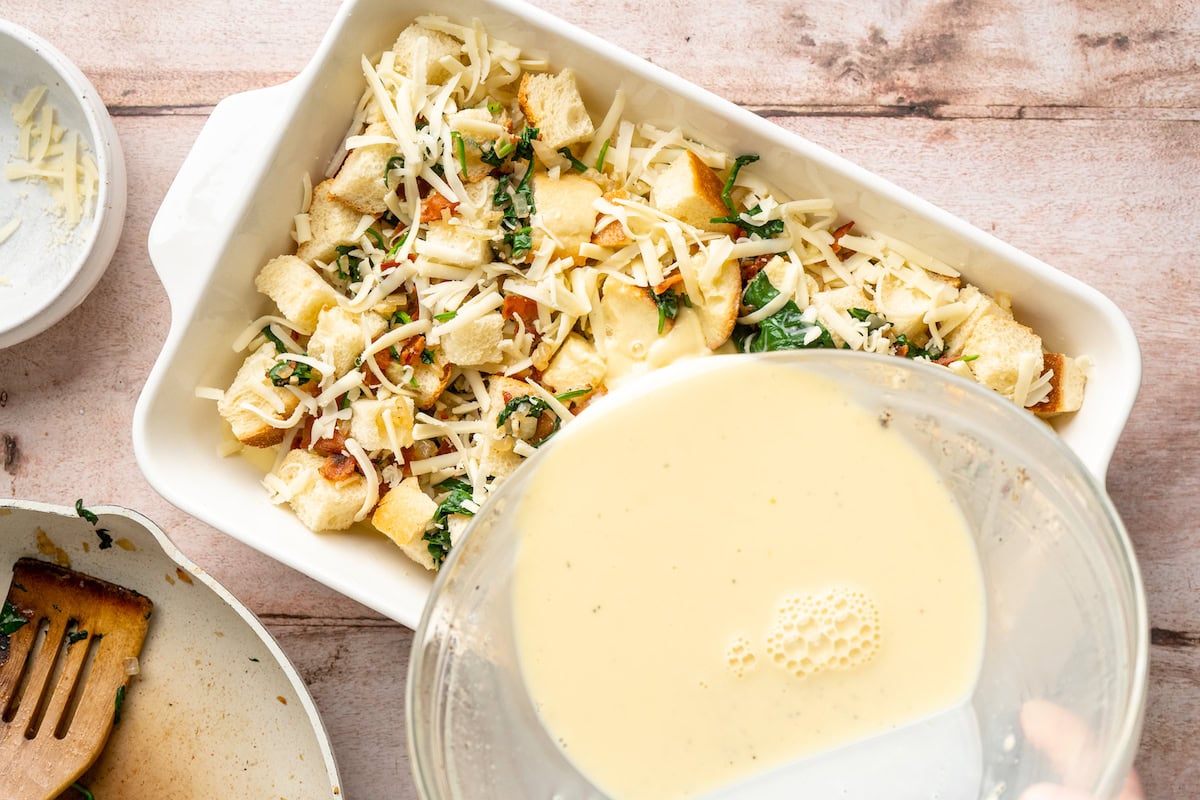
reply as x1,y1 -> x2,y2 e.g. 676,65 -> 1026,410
95,528 -> 113,550
596,139 -> 611,172
451,131 -> 468,175
515,127 -> 539,160
386,230 -> 410,259
268,360 -> 315,387
959,354 -> 980,362
558,147 -> 589,173
67,630 -> 89,645
433,311 -> 457,322
391,309 -> 413,326
420,348 -> 435,364
494,158 -> 538,261
423,477 -> 479,567
653,288 -> 680,334
487,100 -> 503,115
1,601 -> 28,636
70,783 -> 95,800
721,154 -> 759,213
555,387 -> 593,402
735,271 -> 836,353
75,499 -> 98,526
113,685 -> 125,725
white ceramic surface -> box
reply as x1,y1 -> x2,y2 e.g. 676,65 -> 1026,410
133,0 -> 1142,628
0,20 -> 126,349
0,500 -> 342,798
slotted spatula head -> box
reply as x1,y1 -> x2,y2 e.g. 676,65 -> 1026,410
0,557 -> 152,800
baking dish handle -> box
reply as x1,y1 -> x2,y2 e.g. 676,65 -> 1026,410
148,81 -> 299,312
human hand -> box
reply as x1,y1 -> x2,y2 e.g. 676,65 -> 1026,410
1017,700 -> 1143,800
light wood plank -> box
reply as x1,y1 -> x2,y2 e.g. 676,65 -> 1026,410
1,0 -> 1197,112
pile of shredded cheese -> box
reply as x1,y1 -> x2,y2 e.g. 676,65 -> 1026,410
205,15 -> 1082,570
3,85 -> 100,232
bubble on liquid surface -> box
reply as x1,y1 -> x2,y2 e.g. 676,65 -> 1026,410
724,634 -> 758,678
764,588 -> 881,679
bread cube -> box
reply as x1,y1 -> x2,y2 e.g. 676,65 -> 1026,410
678,252 -> 740,349
297,181 -> 368,265
651,150 -> 736,235
350,396 -> 416,452
962,314 -> 1044,399
217,343 -> 301,447
254,255 -> 342,333
386,346 -> 454,409
420,219 -> 493,267
532,173 -> 601,261
327,122 -> 398,215
518,69 -> 594,151
391,24 -> 464,85
439,312 -> 505,366
1030,354 -> 1087,417
457,177 -> 501,226
600,278 -> 665,353
875,272 -> 936,342
307,307 -> 387,379
274,449 -> 367,532
541,333 -> 606,402
372,477 -> 439,569
941,285 -> 1014,356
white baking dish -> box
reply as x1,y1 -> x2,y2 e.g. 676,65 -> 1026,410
133,0 -> 1141,628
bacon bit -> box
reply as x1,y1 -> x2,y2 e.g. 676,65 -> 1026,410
502,295 -> 539,328
311,424 -> 348,457
420,192 -> 458,222
740,254 -> 773,283
652,272 -> 685,296
319,453 -> 358,482
830,221 -> 855,255
934,352 -> 962,366
399,335 -> 427,367
895,343 -> 909,358
363,348 -> 395,388
436,438 -> 455,456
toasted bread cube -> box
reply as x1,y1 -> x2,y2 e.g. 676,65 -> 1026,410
386,346 -> 454,409
679,252 -> 741,349
372,477 -> 438,568
255,255 -> 342,333
942,285 -> 1014,356
532,173 -> 602,262
591,189 -> 634,247
350,396 -> 416,452
217,343 -> 301,447
518,69 -> 594,151
477,376 -> 534,480
541,333 -> 606,402
327,122 -> 398,216
962,314 -> 1043,399
439,312 -> 505,367
391,24 -> 463,85
1030,354 -> 1087,417
600,278 -> 665,351
307,307 -> 387,380
420,219 -> 493,267
651,150 -> 736,235
297,181 -> 368,265
275,449 -> 367,532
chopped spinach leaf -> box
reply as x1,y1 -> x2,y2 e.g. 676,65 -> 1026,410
96,528 -> 113,550
75,499 -> 98,526
721,154 -> 760,213
1,601 -> 28,636
391,309 -> 413,326
268,361 -> 315,387
848,307 -> 890,332
364,227 -> 386,250
113,685 -> 125,725
433,311 -> 457,322
70,783 -> 95,800
261,326 -> 288,354
653,288 -> 680,334
514,126 -> 539,160
386,230 -> 410,258
893,334 -> 943,360
420,348 -> 435,364
496,395 -> 552,428
596,139 -> 611,172
424,478 -> 479,567
333,245 -> 363,283
558,147 -> 589,172
710,203 -> 785,238
555,387 -> 593,402
383,155 -> 405,188
737,272 -> 836,353
451,131 -> 468,174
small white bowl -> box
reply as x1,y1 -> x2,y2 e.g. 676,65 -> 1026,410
0,21 -> 126,349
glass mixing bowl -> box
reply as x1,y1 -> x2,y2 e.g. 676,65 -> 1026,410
407,351 -> 1147,800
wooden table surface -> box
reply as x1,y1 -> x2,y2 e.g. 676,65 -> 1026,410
1,1 -> 1196,796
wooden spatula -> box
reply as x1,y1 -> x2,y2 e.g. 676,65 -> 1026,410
0,557 -> 153,800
